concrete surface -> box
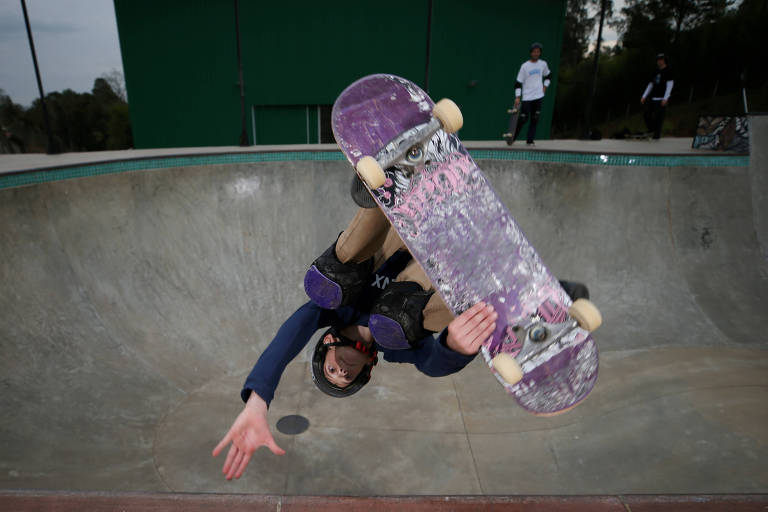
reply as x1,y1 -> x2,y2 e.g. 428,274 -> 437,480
749,114 -> 768,260
0,139 -> 766,496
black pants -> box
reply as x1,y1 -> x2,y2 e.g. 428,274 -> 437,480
643,100 -> 666,139
513,98 -> 543,143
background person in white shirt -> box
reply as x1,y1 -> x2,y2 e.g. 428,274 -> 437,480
640,53 -> 674,139
506,42 -> 551,146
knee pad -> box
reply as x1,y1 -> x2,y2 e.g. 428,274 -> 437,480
304,239 -> 374,309
369,281 -> 434,349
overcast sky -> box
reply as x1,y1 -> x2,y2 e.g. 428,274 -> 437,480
0,1 -> 622,108
0,0 -> 123,107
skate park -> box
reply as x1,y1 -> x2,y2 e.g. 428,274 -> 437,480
0,116 -> 766,510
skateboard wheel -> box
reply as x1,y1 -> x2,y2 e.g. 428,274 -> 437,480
433,99 -> 463,133
568,299 -> 602,332
356,156 -> 386,189
491,353 -> 523,386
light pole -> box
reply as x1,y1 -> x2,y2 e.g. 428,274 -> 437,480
581,0 -> 607,140
21,0 -> 58,153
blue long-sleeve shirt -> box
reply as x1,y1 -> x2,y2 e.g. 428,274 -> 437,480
241,251 -> 476,406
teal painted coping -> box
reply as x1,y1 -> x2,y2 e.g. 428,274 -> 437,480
0,149 -> 750,190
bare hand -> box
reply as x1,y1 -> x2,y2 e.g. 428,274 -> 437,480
446,302 -> 498,355
212,391 -> 285,480
661,99 -> 668,107
640,97 -> 646,104
514,97 -> 521,107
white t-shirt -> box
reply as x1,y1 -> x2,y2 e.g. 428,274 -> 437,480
516,59 -> 550,101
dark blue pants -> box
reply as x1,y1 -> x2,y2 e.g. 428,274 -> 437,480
644,100 -> 666,139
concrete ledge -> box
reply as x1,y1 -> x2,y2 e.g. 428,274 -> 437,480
0,144 -> 749,191
1,491 -> 767,511
0,137 -> 742,176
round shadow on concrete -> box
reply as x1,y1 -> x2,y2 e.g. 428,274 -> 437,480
276,414 -> 310,435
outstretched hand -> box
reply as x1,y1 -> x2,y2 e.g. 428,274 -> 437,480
445,302 -> 498,355
212,391 -> 285,480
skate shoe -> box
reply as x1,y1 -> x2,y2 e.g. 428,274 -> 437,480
350,174 -> 378,209
559,280 -> 590,301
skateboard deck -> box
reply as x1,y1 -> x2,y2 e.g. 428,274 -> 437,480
332,74 -> 599,415
503,106 -> 520,145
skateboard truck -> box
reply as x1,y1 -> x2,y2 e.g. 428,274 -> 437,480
491,299 -> 601,387
374,119 -> 442,175
516,317 -> 580,363
355,99 -> 463,189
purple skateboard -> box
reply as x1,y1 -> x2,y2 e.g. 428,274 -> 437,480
332,74 -> 600,415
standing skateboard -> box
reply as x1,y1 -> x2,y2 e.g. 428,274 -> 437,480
332,74 -> 601,415
502,106 -> 520,145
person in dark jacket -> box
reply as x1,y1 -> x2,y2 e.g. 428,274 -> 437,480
640,53 -> 674,139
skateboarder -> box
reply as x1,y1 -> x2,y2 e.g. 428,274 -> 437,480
506,42 -> 552,146
640,53 -> 674,139
212,246 -> 500,480
213,241 -> 589,479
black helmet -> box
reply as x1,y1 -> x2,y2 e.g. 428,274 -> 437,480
311,326 -> 378,398
530,42 -> 543,52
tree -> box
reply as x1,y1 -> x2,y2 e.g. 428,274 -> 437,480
3,76 -> 133,153
0,89 -> 28,153
553,0 -> 766,137
0,89 -> 25,130
99,68 -> 127,103
615,0 -> 734,49
560,0 -> 598,68
667,0 -> 735,43
555,0 -> 614,136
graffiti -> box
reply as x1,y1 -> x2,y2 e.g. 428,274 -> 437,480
692,116 -> 750,153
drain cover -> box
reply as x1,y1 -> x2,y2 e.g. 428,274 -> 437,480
276,414 -> 310,435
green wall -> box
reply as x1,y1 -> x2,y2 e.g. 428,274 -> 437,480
114,0 -> 241,148
114,0 -> 565,148
428,2 -> 565,140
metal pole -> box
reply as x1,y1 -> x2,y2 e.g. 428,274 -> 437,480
234,0 -> 248,146
742,88 -> 749,114
20,0 -> 58,154
741,70 -> 749,113
581,0 -> 607,140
